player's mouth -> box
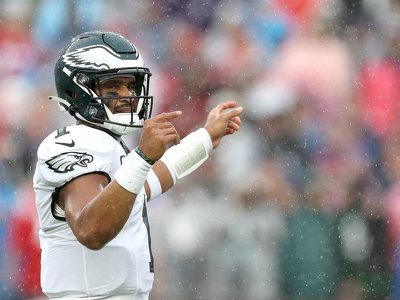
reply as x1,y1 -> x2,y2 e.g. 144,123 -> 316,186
114,100 -> 138,114
114,106 -> 133,114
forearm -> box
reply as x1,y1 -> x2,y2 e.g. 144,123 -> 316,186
68,180 -> 137,250
65,150 -> 152,250
146,161 -> 175,199
145,128 -> 212,200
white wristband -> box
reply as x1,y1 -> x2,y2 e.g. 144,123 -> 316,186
114,151 -> 152,194
160,128 -> 213,183
146,169 -> 162,200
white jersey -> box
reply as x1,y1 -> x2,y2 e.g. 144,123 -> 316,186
33,124 -> 154,299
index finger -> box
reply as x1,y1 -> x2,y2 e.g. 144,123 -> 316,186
213,101 -> 237,113
222,106 -> 243,120
152,111 -> 183,122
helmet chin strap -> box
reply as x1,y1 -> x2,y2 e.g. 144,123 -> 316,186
49,96 -> 72,112
106,123 -> 138,136
102,103 -> 143,135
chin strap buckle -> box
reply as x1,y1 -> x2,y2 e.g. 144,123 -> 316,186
68,105 -> 77,116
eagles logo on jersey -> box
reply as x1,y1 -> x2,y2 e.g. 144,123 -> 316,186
46,151 -> 94,173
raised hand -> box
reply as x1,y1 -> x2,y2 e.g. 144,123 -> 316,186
204,101 -> 243,149
138,111 -> 182,161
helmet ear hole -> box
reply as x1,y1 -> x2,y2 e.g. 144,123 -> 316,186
66,90 -> 77,99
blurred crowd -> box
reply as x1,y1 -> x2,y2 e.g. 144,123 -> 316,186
2,0 -> 400,299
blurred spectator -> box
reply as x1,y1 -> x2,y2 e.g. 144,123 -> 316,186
204,159 -> 289,300
0,163 -> 17,299
156,20 -> 210,136
6,181 -> 43,299
336,173 -> 391,300
357,61 -> 400,140
280,177 -> 340,300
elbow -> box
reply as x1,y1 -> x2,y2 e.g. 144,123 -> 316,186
74,227 -> 112,250
77,233 -> 107,250
68,214 -> 122,250
83,239 -> 106,251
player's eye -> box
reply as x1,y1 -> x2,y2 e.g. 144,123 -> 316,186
104,83 -> 119,90
128,83 -> 142,95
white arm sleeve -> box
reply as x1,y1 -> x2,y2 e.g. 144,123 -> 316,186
160,128 -> 213,183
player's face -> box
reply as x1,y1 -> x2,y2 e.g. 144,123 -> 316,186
95,75 -> 140,114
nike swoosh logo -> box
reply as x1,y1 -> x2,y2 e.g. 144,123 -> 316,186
55,140 -> 75,147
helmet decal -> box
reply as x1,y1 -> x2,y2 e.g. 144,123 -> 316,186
62,45 -> 141,70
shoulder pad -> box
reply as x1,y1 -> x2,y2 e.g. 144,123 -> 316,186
36,125 -> 126,186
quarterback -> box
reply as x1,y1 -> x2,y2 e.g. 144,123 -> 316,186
33,31 -> 242,299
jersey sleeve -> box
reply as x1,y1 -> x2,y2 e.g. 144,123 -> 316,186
35,126 -> 124,189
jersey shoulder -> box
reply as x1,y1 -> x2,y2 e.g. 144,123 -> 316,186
35,125 -> 126,186
38,125 -> 117,158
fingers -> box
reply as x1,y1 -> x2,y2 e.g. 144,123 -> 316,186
152,123 -> 181,144
139,111 -> 183,161
162,125 -> 181,145
164,132 -> 181,145
230,116 -> 242,125
224,117 -> 241,136
152,111 -> 182,122
227,119 -> 240,131
222,106 -> 243,120
144,111 -> 181,140
218,101 -> 237,111
154,121 -> 175,129
225,127 -> 236,135
224,108 -> 243,135
210,101 -> 237,115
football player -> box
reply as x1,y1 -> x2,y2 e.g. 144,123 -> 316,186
33,31 -> 242,300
